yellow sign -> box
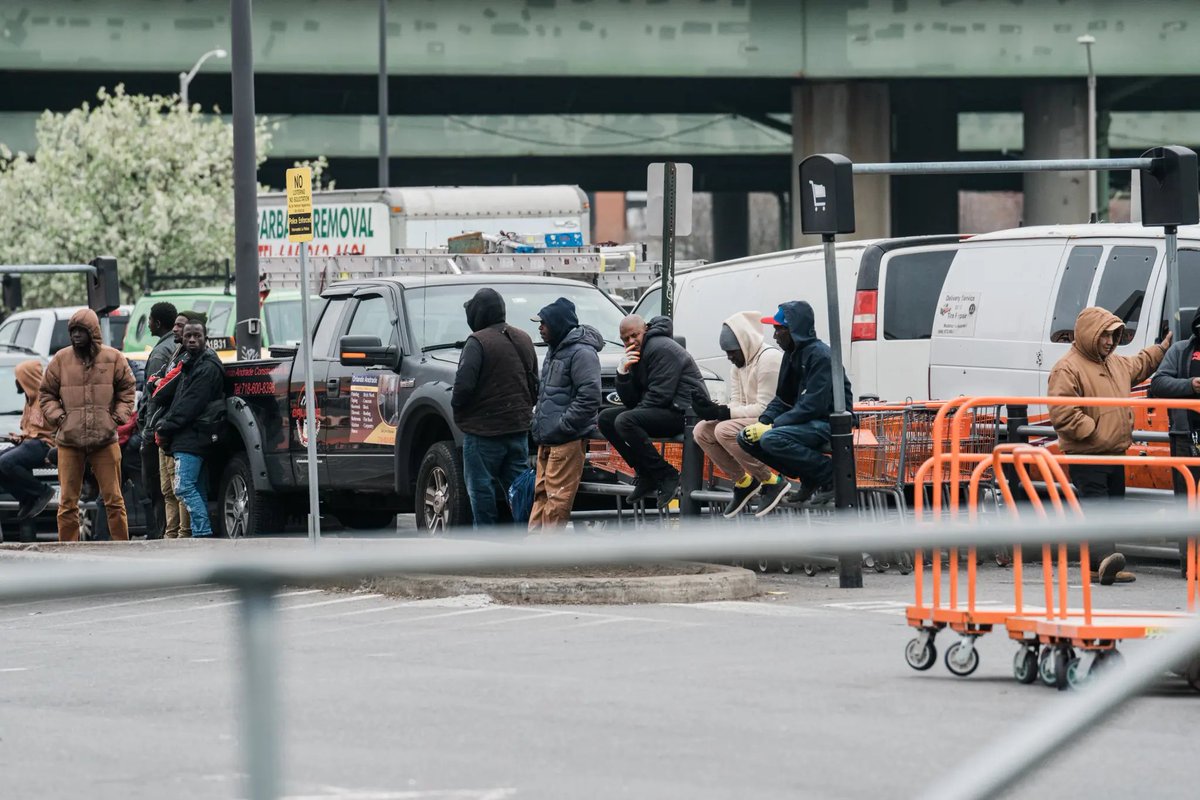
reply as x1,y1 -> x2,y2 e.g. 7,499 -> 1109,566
286,167 -> 313,243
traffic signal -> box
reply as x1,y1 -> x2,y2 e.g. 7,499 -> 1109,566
1,274 -> 21,311
87,256 -> 120,315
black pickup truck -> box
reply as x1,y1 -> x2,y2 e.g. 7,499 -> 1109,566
210,273 -> 645,536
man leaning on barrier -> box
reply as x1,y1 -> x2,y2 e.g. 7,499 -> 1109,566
1048,306 -> 1171,585
691,311 -> 783,518
738,301 -> 853,518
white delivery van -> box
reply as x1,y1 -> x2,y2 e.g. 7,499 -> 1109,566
257,185 -> 591,257
631,235 -> 965,402
929,223 -> 1200,399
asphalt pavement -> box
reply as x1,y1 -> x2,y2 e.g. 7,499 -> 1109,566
0,547 -> 1195,800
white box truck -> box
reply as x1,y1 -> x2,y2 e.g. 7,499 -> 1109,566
256,185 -> 591,258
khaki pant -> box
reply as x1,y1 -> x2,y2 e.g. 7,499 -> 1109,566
528,441 -> 586,532
693,417 -> 774,483
57,443 -> 127,542
159,448 -> 191,538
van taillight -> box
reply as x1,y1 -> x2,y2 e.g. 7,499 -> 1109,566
851,290 -> 878,342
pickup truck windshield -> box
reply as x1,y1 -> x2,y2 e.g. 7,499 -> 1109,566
405,283 -> 626,351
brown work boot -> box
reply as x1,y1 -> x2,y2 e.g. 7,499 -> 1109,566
1094,552 -> 1132,585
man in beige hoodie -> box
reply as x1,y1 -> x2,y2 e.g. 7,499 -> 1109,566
691,311 -> 784,518
1048,306 -> 1171,584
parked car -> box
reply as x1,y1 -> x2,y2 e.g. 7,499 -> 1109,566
0,305 -> 132,357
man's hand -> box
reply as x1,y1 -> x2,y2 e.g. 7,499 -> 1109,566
1160,331 -> 1174,349
617,344 -> 640,375
692,396 -> 728,421
742,422 -> 772,443
154,432 -> 165,447
1190,377 -> 1200,394
7,432 -> 22,444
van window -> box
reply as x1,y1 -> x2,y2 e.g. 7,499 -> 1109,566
1095,246 -> 1155,343
633,288 -> 662,319
0,319 -> 18,345
1048,246 -> 1103,343
883,251 -> 955,340
1159,249 -> 1200,337
49,320 -> 71,354
14,319 -> 39,350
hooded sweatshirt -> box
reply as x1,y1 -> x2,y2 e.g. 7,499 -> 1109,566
1149,307 -> 1200,432
1048,306 -> 1167,455
39,309 -> 136,451
452,288 -> 538,436
723,311 -> 783,420
614,316 -> 708,412
531,298 -> 603,445
15,359 -> 54,444
759,301 -> 853,428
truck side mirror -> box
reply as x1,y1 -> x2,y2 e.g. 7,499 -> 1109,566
339,335 -> 400,368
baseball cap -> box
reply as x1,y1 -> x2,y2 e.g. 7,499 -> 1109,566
761,307 -> 788,327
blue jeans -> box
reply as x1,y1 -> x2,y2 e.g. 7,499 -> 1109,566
462,433 -> 529,527
738,421 -> 833,487
0,439 -> 50,505
174,453 -> 212,536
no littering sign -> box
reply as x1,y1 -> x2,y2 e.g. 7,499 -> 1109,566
286,167 -> 313,243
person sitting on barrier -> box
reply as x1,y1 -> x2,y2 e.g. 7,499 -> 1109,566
599,314 -> 708,506
0,360 -> 56,521
691,311 -> 784,518
738,301 -> 853,517
1048,306 -> 1172,585
528,297 -> 603,531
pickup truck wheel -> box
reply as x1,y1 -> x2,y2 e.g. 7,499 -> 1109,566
218,454 -> 286,538
416,441 -> 470,533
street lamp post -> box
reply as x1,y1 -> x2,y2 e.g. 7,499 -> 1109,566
1077,34 -> 1097,220
180,48 -> 228,108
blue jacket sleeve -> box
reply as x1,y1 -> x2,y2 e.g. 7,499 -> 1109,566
771,349 -> 832,427
558,348 -> 602,438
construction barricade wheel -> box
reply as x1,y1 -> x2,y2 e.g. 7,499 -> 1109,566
1013,646 -> 1039,684
905,636 -> 938,671
944,640 -> 981,677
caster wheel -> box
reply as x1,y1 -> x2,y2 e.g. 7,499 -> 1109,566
731,558 -> 745,568
1038,647 -> 1057,687
779,560 -> 795,574
1054,646 -> 1071,691
1183,657 -> 1200,692
1013,647 -> 1038,684
873,558 -> 891,574
896,551 -> 914,575
905,637 -> 938,671
803,563 -> 819,577
1065,657 -> 1089,690
755,559 -> 773,574
945,641 -> 980,677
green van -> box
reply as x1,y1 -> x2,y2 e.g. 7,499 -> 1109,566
124,287 -> 319,359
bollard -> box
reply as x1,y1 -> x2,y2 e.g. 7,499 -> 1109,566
679,415 -> 703,517
830,410 -> 862,588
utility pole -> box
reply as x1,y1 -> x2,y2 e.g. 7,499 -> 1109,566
231,0 -> 262,360
378,0 -> 389,187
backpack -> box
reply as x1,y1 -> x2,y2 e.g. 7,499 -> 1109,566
507,468 -> 536,524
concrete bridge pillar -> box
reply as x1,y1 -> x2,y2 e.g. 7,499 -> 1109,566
791,82 -> 891,245
712,192 -> 749,262
891,83 -> 959,236
1023,81 -> 1089,226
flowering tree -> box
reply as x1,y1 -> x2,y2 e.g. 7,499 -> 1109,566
0,85 -> 327,307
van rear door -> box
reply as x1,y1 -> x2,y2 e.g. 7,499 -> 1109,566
929,241 -> 1066,399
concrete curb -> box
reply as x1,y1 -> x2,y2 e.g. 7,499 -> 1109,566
330,562 -> 758,605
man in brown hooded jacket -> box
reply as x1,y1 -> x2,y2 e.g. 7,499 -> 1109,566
1048,306 -> 1171,584
0,360 -> 57,520
39,309 -> 136,542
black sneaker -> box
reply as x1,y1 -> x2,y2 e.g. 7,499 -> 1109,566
626,478 -> 656,505
723,480 -> 763,518
18,486 -> 55,521
754,479 -> 795,518
803,485 -> 836,507
656,471 -> 681,506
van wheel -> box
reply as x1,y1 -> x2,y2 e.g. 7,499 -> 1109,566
415,441 -> 471,534
334,508 -> 397,531
218,454 -> 286,538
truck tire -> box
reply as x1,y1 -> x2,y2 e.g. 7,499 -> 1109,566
334,508 -> 397,530
217,454 -> 287,538
415,441 -> 471,533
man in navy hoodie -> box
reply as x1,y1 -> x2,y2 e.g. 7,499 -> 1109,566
738,301 -> 853,516
528,297 -> 603,530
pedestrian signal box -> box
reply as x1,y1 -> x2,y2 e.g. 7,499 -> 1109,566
1139,146 -> 1200,228
799,154 -> 856,236
87,256 -> 120,315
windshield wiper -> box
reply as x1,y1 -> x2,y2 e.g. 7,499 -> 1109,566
0,343 -> 37,355
0,410 -> 23,415
421,341 -> 466,353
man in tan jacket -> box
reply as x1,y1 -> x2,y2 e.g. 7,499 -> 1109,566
39,309 -> 136,542
1048,306 -> 1171,584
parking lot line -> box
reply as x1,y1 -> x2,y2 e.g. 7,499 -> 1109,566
281,593 -> 382,611
0,587 -> 237,627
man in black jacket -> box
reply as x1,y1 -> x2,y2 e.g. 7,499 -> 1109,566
739,301 -> 854,516
529,297 -> 603,531
146,312 -> 192,538
154,316 -> 225,538
599,314 -> 707,505
137,302 -> 179,539
451,288 -> 538,527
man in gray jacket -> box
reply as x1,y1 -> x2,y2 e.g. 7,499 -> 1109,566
528,297 -> 602,531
